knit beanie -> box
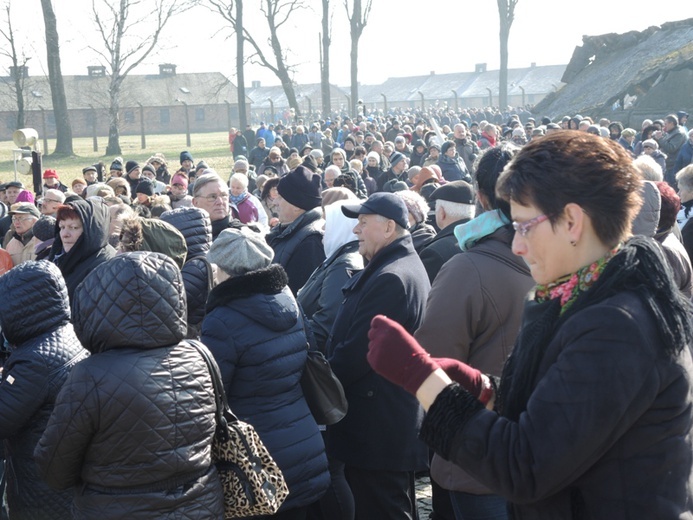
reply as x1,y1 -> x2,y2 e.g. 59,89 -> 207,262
136,179 -> 154,197
15,190 -> 35,204
33,216 -> 56,242
110,157 -> 123,171
208,227 -> 274,277
277,165 -> 322,211
180,151 -> 194,164
389,151 -> 405,168
142,164 -> 157,177
125,160 -> 140,175
171,173 -> 189,188
441,141 -> 455,156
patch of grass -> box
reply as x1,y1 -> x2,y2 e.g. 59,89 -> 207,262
0,131 -> 238,186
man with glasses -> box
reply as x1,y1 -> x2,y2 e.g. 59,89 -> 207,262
192,171 -> 242,241
3,203 -> 40,265
40,190 -> 65,217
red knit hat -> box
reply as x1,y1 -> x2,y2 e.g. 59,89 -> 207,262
43,169 -> 59,180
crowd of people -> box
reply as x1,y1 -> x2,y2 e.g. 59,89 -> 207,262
0,105 -> 693,520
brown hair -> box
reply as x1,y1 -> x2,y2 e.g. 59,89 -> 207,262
496,131 -> 642,247
56,205 -> 80,222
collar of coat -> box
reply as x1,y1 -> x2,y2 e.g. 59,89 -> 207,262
347,235 -> 415,293
206,264 -> 288,312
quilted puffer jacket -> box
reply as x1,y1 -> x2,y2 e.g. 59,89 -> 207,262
48,198 -> 116,300
34,252 -> 224,519
0,261 -> 89,520
202,264 -> 329,511
160,207 -> 214,338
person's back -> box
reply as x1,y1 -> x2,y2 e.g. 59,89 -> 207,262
202,229 -> 329,514
35,252 -> 224,519
0,261 -> 89,520
160,207 -> 214,338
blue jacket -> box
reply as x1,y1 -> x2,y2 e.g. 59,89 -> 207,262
202,265 -> 329,510
437,155 -> 472,183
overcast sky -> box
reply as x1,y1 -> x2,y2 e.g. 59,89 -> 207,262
9,0 -> 693,88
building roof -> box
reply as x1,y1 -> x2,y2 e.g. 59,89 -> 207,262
534,18 -> 693,118
0,71 -> 248,112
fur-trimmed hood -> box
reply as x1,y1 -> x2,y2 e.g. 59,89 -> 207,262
206,264 -> 298,332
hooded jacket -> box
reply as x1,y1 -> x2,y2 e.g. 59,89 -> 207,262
297,201 -> 364,351
160,207 -> 214,338
49,199 -> 116,300
202,265 -> 329,510
35,252 -> 224,519
0,261 -> 89,520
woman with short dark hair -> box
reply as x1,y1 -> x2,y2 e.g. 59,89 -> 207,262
367,131 -> 693,519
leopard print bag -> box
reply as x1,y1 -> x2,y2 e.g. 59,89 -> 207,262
188,340 -> 290,518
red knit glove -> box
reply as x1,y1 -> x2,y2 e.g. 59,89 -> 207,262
434,357 -> 492,405
367,315 -> 440,395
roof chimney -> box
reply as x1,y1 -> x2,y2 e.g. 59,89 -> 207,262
159,63 -> 176,76
531,62 -> 536,68
10,65 -> 28,79
88,66 -> 106,77
475,63 -> 487,73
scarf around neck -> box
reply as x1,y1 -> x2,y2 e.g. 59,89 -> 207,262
498,236 -> 693,422
454,209 -> 510,251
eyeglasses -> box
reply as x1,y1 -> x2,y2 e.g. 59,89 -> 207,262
11,216 -> 34,222
197,193 -> 229,202
512,214 -> 548,237
643,145 -> 654,150
43,198 -> 61,204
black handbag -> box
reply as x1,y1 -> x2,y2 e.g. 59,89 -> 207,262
187,339 -> 289,518
300,344 -> 348,425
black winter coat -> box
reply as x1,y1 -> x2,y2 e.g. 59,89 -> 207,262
297,240 -> 363,352
160,207 -> 214,338
267,207 -> 325,294
202,265 -> 329,510
327,235 -> 430,471
49,199 -> 116,301
35,252 -> 224,520
418,219 -> 469,282
421,238 -> 693,519
0,261 -> 89,520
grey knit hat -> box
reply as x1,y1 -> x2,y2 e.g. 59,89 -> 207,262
208,228 -> 274,276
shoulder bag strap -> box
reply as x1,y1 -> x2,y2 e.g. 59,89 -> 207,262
185,339 -> 239,433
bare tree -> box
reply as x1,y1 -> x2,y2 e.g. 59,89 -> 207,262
0,2 -> 29,129
40,0 -> 73,155
205,0 -> 247,130
344,0 -> 372,118
235,0 -> 247,130
497,0 -> 518,111
91,0 -> 193,155
320,0 -> 331,117
208,0 -> 306,116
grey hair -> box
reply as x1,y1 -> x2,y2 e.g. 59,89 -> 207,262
632,155 -> 663,182
676,165 -> 693,194
193,172 -> 227,197
436,199 -> 476,221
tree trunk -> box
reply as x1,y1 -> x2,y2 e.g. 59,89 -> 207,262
350,34 -> 358,118
269,36 -> 299,115
14,71 -> 25,129
40,0 -> 73,156
106,77 -> 122,156
320,0 -> 331,117
499,26 -> 509,110
236,0 -> 247,129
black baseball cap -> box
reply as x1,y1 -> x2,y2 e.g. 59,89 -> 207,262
342,192 -> 409,229
429,181 -> 475,205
